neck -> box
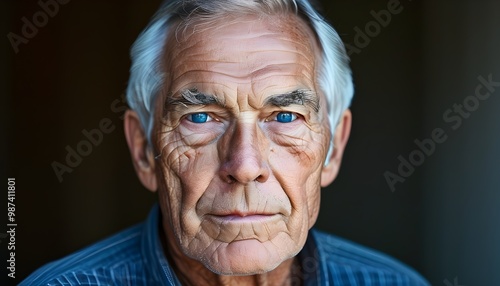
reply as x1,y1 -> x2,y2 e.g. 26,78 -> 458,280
174,259 -> 297,286
159,221 -> 301,286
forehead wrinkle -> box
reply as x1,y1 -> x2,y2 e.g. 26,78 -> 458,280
217,32 -> 312,51
173,46 -> 314,78
166,12 -> 319,60
256,35 -> 314,55
217,13 -> 314,43
172,19 -> 316,63
168,20 -> 317,72
249,61 -> 314,81
245,50 -> 315,69
224,53 -> 316,84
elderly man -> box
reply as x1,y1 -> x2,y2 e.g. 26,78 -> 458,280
22,0 -> 429,285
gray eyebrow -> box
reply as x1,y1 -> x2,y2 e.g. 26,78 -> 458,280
167,88 -> 319,112
167,88 -> 225,107
264,89 -> 320,112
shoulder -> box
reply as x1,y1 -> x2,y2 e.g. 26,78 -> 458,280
20,224 -> 147,286
311,229 -> 430,286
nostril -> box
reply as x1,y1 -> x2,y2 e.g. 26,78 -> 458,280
226,175 -> 236,184
255,174 -> 265,183
221,172 -> 267,184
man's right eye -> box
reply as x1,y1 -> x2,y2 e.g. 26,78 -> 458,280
186,112 -> 212,123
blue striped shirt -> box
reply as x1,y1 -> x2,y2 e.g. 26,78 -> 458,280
20,205 -> 429,285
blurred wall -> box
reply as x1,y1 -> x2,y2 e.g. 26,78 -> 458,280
316,0 -> 425,275
6,1 -> 162,283
420,1 -> 500,284
4,0 -> 500,285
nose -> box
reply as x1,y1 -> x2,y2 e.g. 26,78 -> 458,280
219,123 -> 270,184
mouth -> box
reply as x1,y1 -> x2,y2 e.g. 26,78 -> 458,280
201,211 -> 286,242
208,212 -> 281,223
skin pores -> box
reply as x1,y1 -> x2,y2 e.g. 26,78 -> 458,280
155,14 -> 332,275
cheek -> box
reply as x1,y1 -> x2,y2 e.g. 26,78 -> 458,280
304,167 -> 322,226
267,124 -> 328,226
161,129 -> 220,183
157,130 -> 220,229
268,123 -> 329,179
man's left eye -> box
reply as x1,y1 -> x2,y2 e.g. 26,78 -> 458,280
274,112 -> 297,123
187,112 -> 213,123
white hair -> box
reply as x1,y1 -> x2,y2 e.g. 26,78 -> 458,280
126,0 -> 354,160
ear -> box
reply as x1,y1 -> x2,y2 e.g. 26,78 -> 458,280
321,109 -> 352,187
124,110 -> 157,192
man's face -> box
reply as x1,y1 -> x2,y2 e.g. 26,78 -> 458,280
156,15 -> 331,275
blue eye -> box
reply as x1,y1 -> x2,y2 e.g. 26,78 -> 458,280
275,112 -> 297,123
187,112 -> 211,123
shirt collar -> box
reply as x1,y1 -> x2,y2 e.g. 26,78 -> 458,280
298,229 -> 328,286
141,204 -> 181,285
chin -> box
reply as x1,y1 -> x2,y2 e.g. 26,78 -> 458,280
199,239 -> 296,276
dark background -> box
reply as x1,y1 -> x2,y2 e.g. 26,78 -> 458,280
3,0 -> 500,285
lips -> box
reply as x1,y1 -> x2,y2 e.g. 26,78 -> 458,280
207,212 -> 281,223
213,210 -> 276,217
200,211 -> 287,242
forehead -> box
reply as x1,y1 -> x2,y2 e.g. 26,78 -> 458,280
163,13 -> 320,99
170,12 -> 318,56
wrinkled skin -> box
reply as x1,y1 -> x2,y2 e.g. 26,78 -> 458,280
125,13 -> 351,286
